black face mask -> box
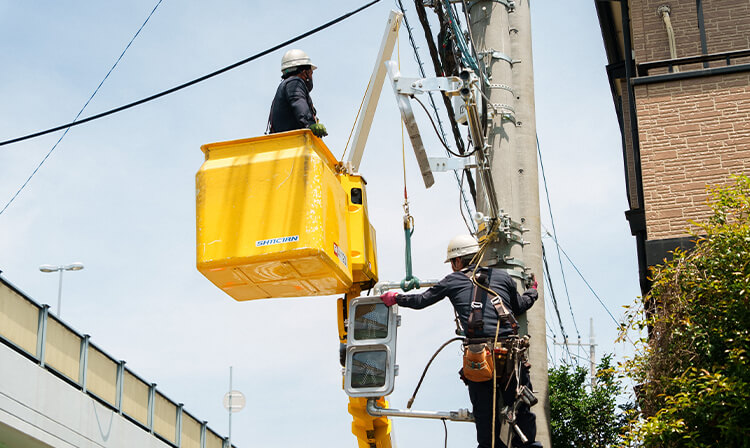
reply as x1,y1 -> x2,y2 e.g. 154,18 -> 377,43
304,75 -> 313,92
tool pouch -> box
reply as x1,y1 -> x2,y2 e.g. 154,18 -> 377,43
462,343 -> 494,382
493,341 -> 514,382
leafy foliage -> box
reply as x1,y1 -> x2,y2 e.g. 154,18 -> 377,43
619,175 -> 750,447
549,354 -> 628,447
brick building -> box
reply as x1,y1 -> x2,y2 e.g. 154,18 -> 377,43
595,0 -> 750,293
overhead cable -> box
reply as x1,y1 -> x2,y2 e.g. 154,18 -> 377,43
542,244 -> 573,364
441,0 -> 486,83
537,136 -> 581,338
411,95 -> 477,158
0,0 -> 381,148
543,231 -> 620,327
409,0 -> 478,203
0,0 -> 165,217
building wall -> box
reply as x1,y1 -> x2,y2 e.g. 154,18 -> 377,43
630,0 -> 701,63
627,0 -> 750,241
636,72 -> 750,239
702,1 -> 750,55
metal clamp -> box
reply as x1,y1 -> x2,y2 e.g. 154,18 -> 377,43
490,103 -> 516,114
489,83 -> 515,95
477,50 -> 519,66
465,0 -> 515,12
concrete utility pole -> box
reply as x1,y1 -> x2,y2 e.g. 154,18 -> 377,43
553,319 -> 598,387
469,1 -> 551,445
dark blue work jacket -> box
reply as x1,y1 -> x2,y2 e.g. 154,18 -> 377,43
269,77 -> 316,133
396,266 -> 538,338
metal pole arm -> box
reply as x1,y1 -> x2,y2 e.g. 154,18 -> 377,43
366,398 -> 474,422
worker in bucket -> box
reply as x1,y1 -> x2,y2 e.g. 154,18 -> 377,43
381,234 -> 542,448
267,49 -> 327,137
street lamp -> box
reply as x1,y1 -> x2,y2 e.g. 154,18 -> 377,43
39,262 -> 84,317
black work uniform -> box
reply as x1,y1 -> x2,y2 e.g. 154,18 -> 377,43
396,266 -> 541,448
269,76 -> 316,133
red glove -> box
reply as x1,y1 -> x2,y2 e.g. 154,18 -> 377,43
381,291 -> 399,307
528,273 -> 538,289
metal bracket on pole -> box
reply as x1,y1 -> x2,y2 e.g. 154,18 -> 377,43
395,76 -> 463,96
489,83 -> 515,94
386,61 -> 435,188
373,279 -> 440,295
477,50 -> 517,66
366,398 -> 474,422
428,156 -> 476,172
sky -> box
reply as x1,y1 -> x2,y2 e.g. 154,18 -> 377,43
0,1 -> 641,447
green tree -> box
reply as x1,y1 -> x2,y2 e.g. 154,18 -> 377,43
549,354 -> 627,447
619,175 -> 750,447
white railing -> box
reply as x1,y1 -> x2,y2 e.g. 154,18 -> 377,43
0,276 -> 233,448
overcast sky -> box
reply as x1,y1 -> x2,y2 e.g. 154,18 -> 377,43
0,1 -> 640,447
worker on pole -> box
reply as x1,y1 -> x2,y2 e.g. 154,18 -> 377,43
381,235 -> 542,448
267,49 -> 327,137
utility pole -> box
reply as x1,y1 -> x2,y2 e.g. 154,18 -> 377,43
469,1 -> 551,445
590,318 -> 596,387
553,319 -> 597,387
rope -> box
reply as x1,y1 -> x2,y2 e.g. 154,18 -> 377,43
341,77 -> 372,160
396,26 -> 419,293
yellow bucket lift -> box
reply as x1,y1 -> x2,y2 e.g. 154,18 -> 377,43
194,11 -> 418,448
196,129 -> 378,300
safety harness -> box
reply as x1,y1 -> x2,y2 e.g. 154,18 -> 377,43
463,267 -> 519,338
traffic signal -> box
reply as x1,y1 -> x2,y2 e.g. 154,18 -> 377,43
344,296 -> 399,397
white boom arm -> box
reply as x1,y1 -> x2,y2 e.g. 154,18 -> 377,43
345,10 -> 403,172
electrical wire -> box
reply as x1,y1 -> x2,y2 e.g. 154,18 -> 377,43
543,230 -> 620,327
442,419 -> 448,448
411,95 -> 478,158
0,0 -> 164,217
0,0 -> 381,149
537,136 -> 581,339
406,336 -> 464,409
459,0 -> 485,80
441,0 -> 485,82
542,244 -> 573,364
458,170 -> 474,234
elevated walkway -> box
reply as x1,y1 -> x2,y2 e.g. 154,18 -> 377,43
0,275 -> 232,448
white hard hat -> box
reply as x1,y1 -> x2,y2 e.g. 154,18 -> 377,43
281,49 -> 317,74
445,234 -> 479,263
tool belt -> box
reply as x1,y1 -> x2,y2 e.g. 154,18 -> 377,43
462,337 -> 519,383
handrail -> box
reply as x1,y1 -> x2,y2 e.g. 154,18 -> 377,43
637,48 -> 750,76
0,275 -> 234,448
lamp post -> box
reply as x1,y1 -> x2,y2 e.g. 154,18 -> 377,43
39,262 -> 84,317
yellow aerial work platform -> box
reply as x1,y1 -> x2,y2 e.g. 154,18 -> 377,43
196,129 -> 378,301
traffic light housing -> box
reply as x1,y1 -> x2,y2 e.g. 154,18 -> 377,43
344,296 -> 399,397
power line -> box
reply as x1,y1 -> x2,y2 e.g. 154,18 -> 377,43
0,0 -> 380,149
543,231 -> 620,327
541,249 -> 573,364
537,135 -> 581,338
0,0 -> 165,217
542,244 -> 568,340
